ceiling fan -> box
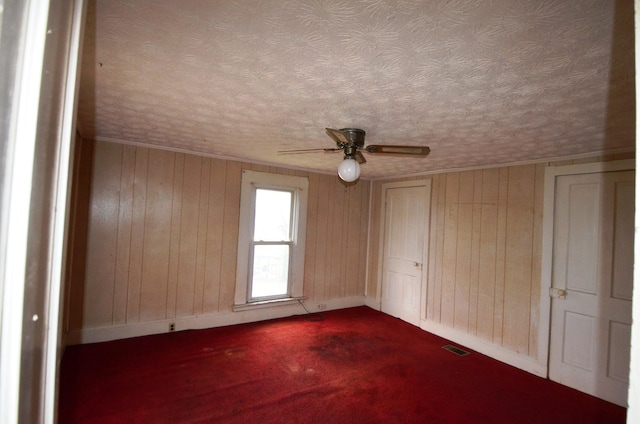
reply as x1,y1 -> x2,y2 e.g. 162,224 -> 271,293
280,128 -> 430,182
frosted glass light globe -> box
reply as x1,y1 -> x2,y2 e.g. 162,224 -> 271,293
338,158 -> 361,182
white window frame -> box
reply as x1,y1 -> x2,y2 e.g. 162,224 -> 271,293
234,171 -> 308,310
248,188 -> 294,302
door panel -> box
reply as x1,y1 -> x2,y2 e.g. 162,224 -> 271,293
562,311 -> 594,371
549,170 -> 634,407
381,183 -> 429,326
565,183 -> 600,294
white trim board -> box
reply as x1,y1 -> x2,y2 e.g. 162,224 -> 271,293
373,296 -> 548,375
368,149 -> 635,181
89,136 -> 341,178
0,1 -> 51,422
364,295 -> 380,311
421,320 -> 547,377
66,296 -> 366,345
84,136 -> 634,184
68,292 -> 547,379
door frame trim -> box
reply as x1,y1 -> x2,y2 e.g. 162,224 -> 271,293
376,179 -> 432,322
539,159 -> 635,377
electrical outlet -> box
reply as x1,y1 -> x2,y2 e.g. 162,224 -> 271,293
318,304 -> 327,310
169,322 -> 175,332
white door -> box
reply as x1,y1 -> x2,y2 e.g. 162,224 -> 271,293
380,182 -> 430,326
549,170 -> 634,407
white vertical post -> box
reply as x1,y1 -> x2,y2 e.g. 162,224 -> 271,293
628,1 -> 640,422
0,0 -> 51,422
44,1 -> 86,422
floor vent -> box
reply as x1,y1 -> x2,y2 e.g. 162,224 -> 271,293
442,344 -> 470,356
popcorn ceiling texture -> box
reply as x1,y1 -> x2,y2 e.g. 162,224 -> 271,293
77,0 -> 635,179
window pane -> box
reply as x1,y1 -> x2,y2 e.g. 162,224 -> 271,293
253,189 -> 292,241
251,244 -> 289,298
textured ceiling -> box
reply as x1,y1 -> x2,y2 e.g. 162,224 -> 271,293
77,0 -> 635,179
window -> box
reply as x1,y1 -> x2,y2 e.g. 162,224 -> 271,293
250,188 -> 292,299
234,171 -> 308,309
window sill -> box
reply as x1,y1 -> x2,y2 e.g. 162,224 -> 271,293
232,296 -> 304,312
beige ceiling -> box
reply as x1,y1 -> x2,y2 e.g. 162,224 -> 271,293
77,0 -> 635,179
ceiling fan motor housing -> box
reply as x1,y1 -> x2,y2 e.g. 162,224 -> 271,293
339,128 -> 366,148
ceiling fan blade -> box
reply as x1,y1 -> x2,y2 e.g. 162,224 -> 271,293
278,147 -> 342,154
364,145 -> 430,156
325,128 -> 349,145
355,151 -> 367,164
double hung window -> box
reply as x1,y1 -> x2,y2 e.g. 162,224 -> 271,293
234,171 -> 308,308
250,188 -> 293,300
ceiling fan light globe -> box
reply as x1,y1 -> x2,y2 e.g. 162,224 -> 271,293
338,158 -> 361,182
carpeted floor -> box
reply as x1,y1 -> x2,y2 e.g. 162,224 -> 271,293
58,306 -> 626,423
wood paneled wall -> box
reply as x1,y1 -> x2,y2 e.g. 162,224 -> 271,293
67,139 -> 632,347
368,165 -> 545,358
67,140 -> 369,332
366,152 -> 634,360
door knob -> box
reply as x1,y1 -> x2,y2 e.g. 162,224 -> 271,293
549,287 -> 567,299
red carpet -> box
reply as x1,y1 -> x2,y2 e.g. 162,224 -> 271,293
58,306 -> 626,423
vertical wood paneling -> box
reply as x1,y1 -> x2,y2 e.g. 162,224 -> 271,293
73,141 -> 371,335
313,175 -> 330,300
426,174 -> 440,321
127,147 -> 149,323
83,141 -> 121,328
329,181 -> 345,299
503,165 -> 535,353
345,186 -> 361,297
303,173 -> 319,300
357,181 -> 370,297
454,171 -> 474,330
528,163 -> 545,357
112,145 -> 135,324
324,177 -> 337,298
468,170 -> 483,335
166,153 -> 184,318
72,141 -> 626,357
139,149 -> 174,321
175,155 -> 201,317
218,161 -> 242,311
492,167 -> 509,345
66,138 -> 94,332
202,158 -> 226,312
440,173 -> 460,327
366,180 -> 382,298
476,168 -> 499,341
368,161 -> 548,361
433,174 -> 447,321
193,158 -> 211,315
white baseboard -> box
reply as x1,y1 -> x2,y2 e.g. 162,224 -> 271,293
64,297 -> 548,380
65,296 -> 366,345
364,295 -> 380,310
420,320 -> 547,377
345,298 -> 547,378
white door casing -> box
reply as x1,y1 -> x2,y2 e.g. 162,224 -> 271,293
380,181 -> 431,326
548,168 -> 634,407
0,0 -> 86,422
